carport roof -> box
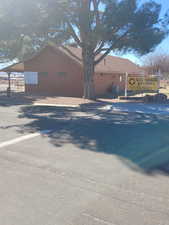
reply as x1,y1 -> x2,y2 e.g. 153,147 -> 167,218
0,62 -> 24,73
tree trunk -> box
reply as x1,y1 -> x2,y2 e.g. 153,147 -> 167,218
82,47 -> 96,100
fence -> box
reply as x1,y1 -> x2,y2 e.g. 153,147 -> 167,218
0,75 -> 25,95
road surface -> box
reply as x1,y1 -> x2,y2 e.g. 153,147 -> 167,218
0,104 -> 169,225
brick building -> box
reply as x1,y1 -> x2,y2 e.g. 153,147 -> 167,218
0,44 -> 145,97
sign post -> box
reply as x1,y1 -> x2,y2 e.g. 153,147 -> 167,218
7,72 -> 11,97
125,72 -> 128,97
157,70 -> 161,94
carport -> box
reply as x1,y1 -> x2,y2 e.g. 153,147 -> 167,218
0,62 -> 24,96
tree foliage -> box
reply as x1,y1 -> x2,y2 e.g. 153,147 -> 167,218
0,0 -> 167,59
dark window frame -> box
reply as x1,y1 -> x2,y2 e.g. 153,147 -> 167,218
39,72 -> 48,76
57,72 -> 67,77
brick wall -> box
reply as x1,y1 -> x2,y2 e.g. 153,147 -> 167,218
94,73 -> 125,96
25,47 -> 84,97
24,46 -> 126,97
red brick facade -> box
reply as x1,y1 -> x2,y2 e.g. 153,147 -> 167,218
24,45 -> 141,97
25,46 -> 84,97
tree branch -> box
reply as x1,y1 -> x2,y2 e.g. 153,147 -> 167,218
94,25 -> 124,56
94,30 -> 130,65
61,45 -> 82,62
93,0 -> 100,27
66,21 -> 82,47
94,41 -> 105,56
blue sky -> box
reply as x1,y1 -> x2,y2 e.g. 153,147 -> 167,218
121,0 -> 169,65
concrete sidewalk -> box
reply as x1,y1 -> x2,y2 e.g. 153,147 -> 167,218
108,102 -> 169,115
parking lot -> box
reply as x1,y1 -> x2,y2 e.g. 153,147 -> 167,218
1,102 -> 169,225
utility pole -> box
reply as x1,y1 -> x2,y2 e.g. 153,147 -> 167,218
157,69 -> 161,94
7,72 -> 11,97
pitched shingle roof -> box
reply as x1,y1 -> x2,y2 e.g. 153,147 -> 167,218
60,46 -> 145,75
0,44 -> 145,75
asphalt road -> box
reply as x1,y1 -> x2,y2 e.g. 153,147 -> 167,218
1,104 -> 169,225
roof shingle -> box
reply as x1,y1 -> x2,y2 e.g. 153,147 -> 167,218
61,46 -> 144,75
0,44 -> 145,75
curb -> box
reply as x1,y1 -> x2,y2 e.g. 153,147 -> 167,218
33,103 -> 80,108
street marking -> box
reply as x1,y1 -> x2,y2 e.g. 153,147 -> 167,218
82,213 -> 116,225
33,103 -> 79,108
0,130 -> 52,149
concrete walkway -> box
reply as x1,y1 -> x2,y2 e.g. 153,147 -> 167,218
108,102 -> 169,115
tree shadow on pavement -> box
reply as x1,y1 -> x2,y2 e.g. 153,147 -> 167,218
0,92 -> 36,106
19,104 -> 169,175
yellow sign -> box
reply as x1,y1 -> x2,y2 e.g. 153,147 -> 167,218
128,77 -> 158,91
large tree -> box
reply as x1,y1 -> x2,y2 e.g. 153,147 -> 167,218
0,0 -> 168,99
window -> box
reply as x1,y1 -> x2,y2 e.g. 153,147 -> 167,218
39,72 -> 48,76
24,72 -> 38,84
57,72 -> 67,77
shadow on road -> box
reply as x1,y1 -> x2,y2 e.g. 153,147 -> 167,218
0,92 -> 36,106
17,104 -> 169,175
